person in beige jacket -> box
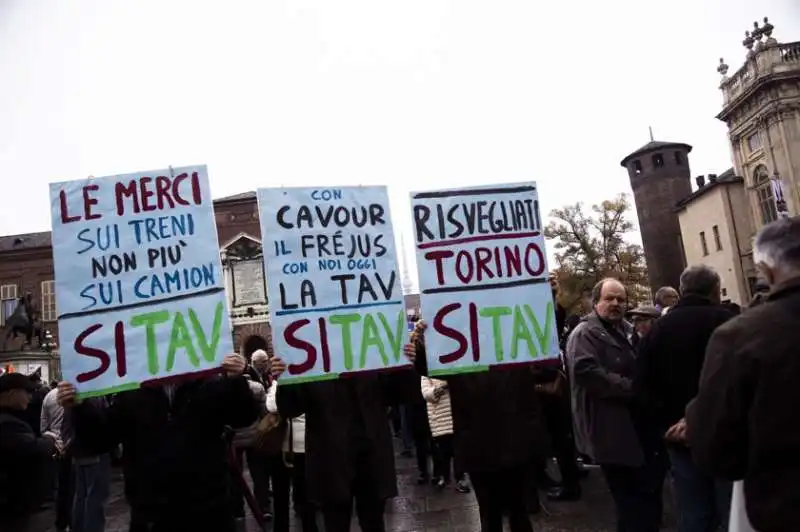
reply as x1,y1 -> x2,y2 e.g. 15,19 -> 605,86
421,376 -> 470,493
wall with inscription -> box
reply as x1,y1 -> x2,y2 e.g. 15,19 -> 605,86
232,259 -> 266,306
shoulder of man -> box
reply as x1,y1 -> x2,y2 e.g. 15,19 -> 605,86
707,309 -> 754,344
566,319 -> 599,347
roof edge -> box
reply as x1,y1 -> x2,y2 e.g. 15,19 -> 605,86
620,141 -> 693,167
674,172 -> 743,211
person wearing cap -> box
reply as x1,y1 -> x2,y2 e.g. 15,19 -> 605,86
0,373 -> 61,532
626,306 -> 661,349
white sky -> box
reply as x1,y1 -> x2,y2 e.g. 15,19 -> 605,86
1,0 -> 799,288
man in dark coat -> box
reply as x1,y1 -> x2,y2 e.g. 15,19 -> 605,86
57,354 -> 257,532
405,324 -> 550,532
566,278 -> 664,532
0,373 -> 60,532
687,217 -> 800,532
270,357 -> 418,532
637,265 -> 734,531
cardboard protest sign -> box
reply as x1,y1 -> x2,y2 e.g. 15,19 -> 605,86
50,166 -> 233,397
258,186 -> 408,384
410,182 -> 559,376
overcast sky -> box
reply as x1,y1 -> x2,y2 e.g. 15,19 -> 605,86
1,0 -> 798,287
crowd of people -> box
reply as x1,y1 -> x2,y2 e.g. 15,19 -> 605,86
0,216 -> 798,532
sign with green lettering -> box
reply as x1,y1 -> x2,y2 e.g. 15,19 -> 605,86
258,186 -> 408,384
410,182 -> 559,376
50,166 -> 233,398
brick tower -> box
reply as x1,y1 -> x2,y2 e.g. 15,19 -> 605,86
621,139 -> 693,293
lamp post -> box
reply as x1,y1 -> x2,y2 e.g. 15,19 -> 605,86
41,329 -> 59,381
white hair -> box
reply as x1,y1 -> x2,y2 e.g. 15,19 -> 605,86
251,350 -> 269,362
753,218 -> 800,272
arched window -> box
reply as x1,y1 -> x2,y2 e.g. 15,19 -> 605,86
753,165 -> 777,225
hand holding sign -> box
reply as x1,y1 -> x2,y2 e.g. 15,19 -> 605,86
403,343 -> 416,363
221,354 -> 246,377
270,357 -> 287,379
57,381 -> 78,408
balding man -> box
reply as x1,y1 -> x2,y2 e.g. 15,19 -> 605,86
687,217 -> 800,532
566,278 -> 663,532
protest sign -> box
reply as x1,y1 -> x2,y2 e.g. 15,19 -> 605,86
410,182 -> 559,376
257,186 -> 407,384
49,166 -> 232,397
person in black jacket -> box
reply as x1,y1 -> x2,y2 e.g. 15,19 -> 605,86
57,354 -> 257,532
0,373 -> 60,532
405,325 -> 550,532
637,265 -> 735,532
268,355 -> 419,532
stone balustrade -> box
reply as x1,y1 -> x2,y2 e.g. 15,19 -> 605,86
721,41 -> 800,105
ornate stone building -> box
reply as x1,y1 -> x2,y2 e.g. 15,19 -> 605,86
621,139 -> 693,292
717,18 -> 800,225
673,18 -> 798,303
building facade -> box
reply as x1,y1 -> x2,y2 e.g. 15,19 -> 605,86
640,19 -> 798,304
0,191 -> 421,378
0,232 -> 59,380
621,140 -> 693,293
717,19 -> 800,226
676,171 -> 756,305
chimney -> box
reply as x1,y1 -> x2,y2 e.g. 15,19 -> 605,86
709,174 -> 718,183
696,175 -> 706,188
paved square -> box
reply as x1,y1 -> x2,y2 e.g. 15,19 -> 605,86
44,442 -> 676,531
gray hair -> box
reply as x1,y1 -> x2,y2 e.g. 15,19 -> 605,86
654,286 -> 678,306
251,350 -> 269,363
679,265 -> 721,298
753,217 -> 800,272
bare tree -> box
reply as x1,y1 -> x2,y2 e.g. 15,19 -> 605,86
545,193 -> 649,312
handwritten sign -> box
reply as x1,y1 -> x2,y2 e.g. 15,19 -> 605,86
410,182 -> 559,376
257,186 -> 407,384
49,166 -> 233,397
